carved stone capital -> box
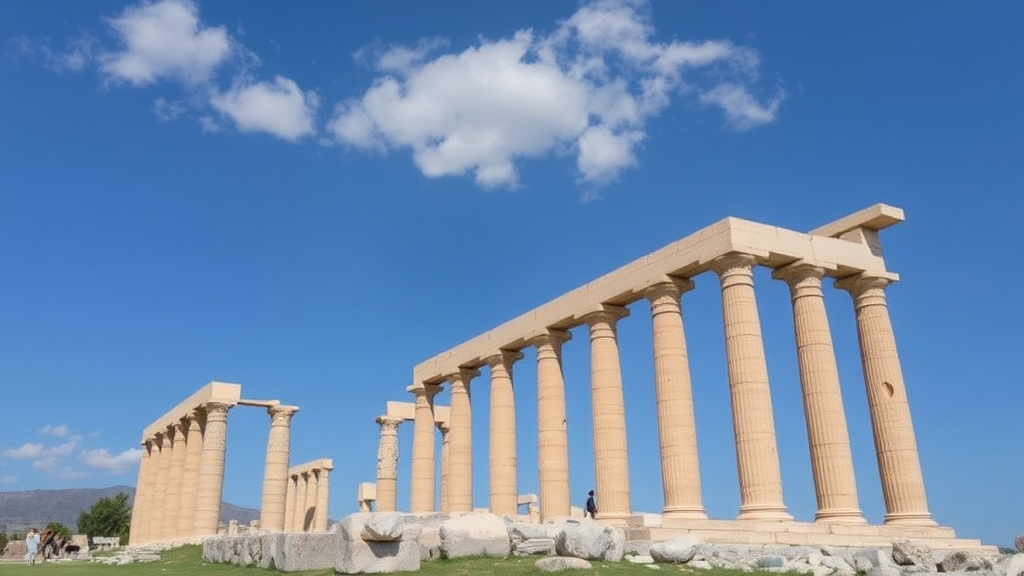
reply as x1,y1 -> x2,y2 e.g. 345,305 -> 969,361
711,253 -> 759,287
375,415 -> 403,433
582,304 -> 629,328
835,272 -> 895,309
204,401 -> 232,423
644,277 -> 694,314
772,262 -> 827,298
269,405 -> 299,426
529,330 -> 571,358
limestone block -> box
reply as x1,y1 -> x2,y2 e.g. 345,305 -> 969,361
362,514 -> 405,542
535,556 -> 594,571
626,555 -> 655,564
892,541 -> 935,568
272,533 -> 334,572
626,540 -> 654,556
513,538 -> 556,556
856,548 -> 897,569
650,536 -> 701,563
938,551 -> 993,573
336,513 -> 421,574
439,513 -> 511,559
509,522 -> 551,542
555,523 -> 625,562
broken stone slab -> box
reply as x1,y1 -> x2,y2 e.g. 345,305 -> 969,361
555,523 -> 625,562
513,538 -> 556,556
536,556 -> 594,571
439,512 -> 511,559
893,541 -> 935,568
361,514 -> 405,542
336,513 -> 421,574
650,535 -> 700,563
938,551 -> 993,573
625,554 -> 654,564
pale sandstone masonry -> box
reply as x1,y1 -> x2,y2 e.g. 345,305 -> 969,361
380,204 -> 988,549
260,405 -> 299,532
284,459 -> 333,532
374,415 -> 402,512
488,351 -> 522,517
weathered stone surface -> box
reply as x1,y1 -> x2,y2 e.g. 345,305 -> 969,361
626,540 -> 653,556
402,513 -> 448,560
513,538 -> 556,556
536,556 -> 593,571
440,513 -> 510,559
938,551 -> 993,573
274,533 -> 335,572
650,536 -> 701,563
758,556 -> 787,568
867,566 -> 902,576
626,554 -> 655,564
855,548 -> 896,571
361,514 -> 405,542
998,554 -> 1024,576
555,523 -> 624,562
336,513 -> 421,574
509,522 -> 550,542
892,541 -> 935,568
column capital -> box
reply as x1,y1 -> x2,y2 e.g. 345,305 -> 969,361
772,262 -> 830,296
444,367 -> 480,388
375,414 -> 404,431
484,349 -> 525,369
644,277 -> 695,310
203,401 -> 232,421
711,252 -> 760,283
435,420 -> 450,434
409,383 -> 441,400
582,304 -> 630,328
269,404 -> 299,425
835,272 -> 897,304
528,329 -> 572,353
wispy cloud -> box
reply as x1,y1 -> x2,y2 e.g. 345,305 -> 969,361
81,448 -> 143,474
0,475 -> 17,484
329,0 -> 784,189
3,437 -> 82,476
39,424 -> 70,437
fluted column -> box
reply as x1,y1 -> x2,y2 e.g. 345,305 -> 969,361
193,402 -> 232,536
140,437 -> 161,542
775,264 -> 865,523
177,411 -> 204,537
836,272 -> 935,526
314,467 -> 330,531
291,474 -> 307,532
645,279 -> 707,519
531,330 -> 572,521
447,368 -> 479,513
152,430 -> 172,539
161,421 -> 188,539
712,253 -> 791,520
487,350 -> 523,517
409,385 -> 439,513
438,421 -> 451,512
284,475 -> 297,532
260,405 -> 299,532
302,470 -> 318,531
585,306 -> 632,523
375,415 -> 403,512
129,440 -> 153,545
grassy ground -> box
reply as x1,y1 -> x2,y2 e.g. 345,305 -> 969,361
0,545 -> 768,576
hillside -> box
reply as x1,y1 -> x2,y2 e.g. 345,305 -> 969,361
0,486 -> 259,535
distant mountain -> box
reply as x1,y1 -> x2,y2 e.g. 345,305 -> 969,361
0,486 -> 259,535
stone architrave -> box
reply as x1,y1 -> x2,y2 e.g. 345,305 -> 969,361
375,415 -> 403,512
446,368 -> 479,513
177,410 -> 204,537
128,440 -> 154,545
531,330 -> 572,521
260,405 -> 299,532
774,263 -> 865,523
712,253 -> 791,520
152,430 -> 173,540
303,470 -> 319,531
193,401 -> 232,536
438,421 -> 451,512
584,306 -> 632,523
487,350 -> 523,517
409,385 -> 439,513
314,467 -> 331,531
162,420 -> 189,539
836,273 -> 935,526
644,279 -> 707,519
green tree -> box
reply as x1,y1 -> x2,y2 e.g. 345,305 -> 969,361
76,491 -> 132,545
0,527 -> 8,551
45,522 -> 72,540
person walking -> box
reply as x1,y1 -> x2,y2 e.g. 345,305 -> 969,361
25,528 -> 40,566
585,490 -> 597,519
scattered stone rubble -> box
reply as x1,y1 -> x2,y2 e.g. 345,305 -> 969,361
197,512 -> 1019,575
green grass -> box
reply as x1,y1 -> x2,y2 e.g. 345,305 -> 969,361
0,545 -> 775,576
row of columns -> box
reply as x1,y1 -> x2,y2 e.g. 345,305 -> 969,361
387,253 -> 933,527
284,461 -> 333,532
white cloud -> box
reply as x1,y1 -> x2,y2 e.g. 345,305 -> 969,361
211,76 -> 318,141
39,424 -> 70,437
3,443 -> 44,459
81,448 -> 143,474
0,475 -> 17,484
329,0 -> 784,189
100,0 -> 230,86
32,457 -> 58,470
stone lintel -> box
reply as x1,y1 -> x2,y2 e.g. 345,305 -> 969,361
289,458 -> 334,476
384,401 -> 449,424
412,206 -> 904,385
142,381 -> 242,442
237,399 -> 282,408
517,493 -> 538,505
810,203 -> 905,238
357,482 -> 376,501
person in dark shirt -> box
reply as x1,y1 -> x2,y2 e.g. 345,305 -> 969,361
586,490 -> 597,519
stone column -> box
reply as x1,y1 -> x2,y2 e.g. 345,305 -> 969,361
193,402 -> 232,536
409,385 -> 439,513
260,405 -> 299,532
438,421 -> 451,512
775,264 -> 865,523
836,273 -> 935,526
532,330 -> 572,521
162,421 -> 188,539
645,279 -> 707,519
375,415 -> 403,512
294,473 -> 309,531
152,430 -> 173,540
284,475 -> 296,532
314,467 -> 330,531
712,253 -> 792,520
129,440 -> 153,545
487,350 -> 523,517
447,368 -> 479,513
177,410 -> 204,537
585,306 -> 632,522
303,470 -> 319,531
140,437 -> 161,543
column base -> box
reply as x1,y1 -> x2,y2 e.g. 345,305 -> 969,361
815,508 -> 867,524
595,512 -> 632,526
884,511 -> 937,526
737,504 -> 793,521
662,506 -> 708,520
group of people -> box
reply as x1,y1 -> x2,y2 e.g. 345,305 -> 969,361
22,528 -> 79,565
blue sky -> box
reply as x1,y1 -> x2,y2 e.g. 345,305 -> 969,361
1,0 -> 1021,547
